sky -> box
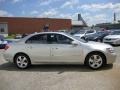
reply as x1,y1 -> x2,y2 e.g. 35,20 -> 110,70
0,0 -> 120,26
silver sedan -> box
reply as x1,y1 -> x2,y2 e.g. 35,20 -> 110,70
103,30 -> 120,45
3,32 -> 116,69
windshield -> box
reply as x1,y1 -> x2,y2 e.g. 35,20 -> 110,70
96,31 -> 106,35
75,30 -> 86,34
110,31 -> 120,35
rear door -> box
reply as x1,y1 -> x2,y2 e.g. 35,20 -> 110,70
25,34 -> 50,63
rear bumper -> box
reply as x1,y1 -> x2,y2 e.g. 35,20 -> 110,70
3,52 -> 14,63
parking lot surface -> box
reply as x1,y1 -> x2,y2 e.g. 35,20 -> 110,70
0,46 -> 120,90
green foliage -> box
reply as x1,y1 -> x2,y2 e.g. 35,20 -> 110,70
5,34 -> 16,39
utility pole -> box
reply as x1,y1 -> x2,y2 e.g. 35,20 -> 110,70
114,12 -> 116,23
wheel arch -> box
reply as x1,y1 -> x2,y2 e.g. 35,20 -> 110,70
84,51 -> 107,65
13,52 -> 31,63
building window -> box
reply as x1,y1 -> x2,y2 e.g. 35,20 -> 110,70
0,28 -> 5,33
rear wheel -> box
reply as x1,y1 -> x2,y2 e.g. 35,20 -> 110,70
86,53 -> 105,69
14,54 -> 31,69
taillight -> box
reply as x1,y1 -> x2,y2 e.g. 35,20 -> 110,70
4,44 -> 10,50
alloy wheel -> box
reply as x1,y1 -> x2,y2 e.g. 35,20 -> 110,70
15,55 -> 30,69
88,54 -> 103,69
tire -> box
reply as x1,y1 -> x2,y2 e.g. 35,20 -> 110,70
81,37 -> 85,40
14,54 -> 31,69
85,52 -> 105,70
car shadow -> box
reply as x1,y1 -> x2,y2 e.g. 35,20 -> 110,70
0,62 -> 113,74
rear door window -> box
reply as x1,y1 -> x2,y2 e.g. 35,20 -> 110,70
26,34 -> 47,44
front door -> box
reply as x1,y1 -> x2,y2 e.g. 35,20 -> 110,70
51,44 -> 82,63
48,34 -> 82,63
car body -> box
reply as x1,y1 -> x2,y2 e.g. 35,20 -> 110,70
3,32 -> 116,69
73,30 -> 96,39
103,30 -> 120,45
0,39 -> 15,49
15,34 -> 22,39
0,40 -> 7,49
0,35 -> 7,49
83,31 -> 110,42
68,29 -> 80,35
22,34 -> 28,38
58,29 -> 68,32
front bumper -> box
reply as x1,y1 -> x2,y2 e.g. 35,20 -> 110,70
105,52 -> 116,64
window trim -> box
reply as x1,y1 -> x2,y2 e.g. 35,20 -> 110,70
55,34 -> 73,44
25,33 -> 74,44
25,34 -> 48,44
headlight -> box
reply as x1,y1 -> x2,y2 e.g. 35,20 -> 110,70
106,48 -> 114,53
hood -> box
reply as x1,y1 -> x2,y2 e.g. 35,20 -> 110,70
104,35 -> 120,39
84,41 -> 112,50
74,34 -> 84,37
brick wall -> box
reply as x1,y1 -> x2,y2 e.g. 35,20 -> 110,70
0,17 -> 71,34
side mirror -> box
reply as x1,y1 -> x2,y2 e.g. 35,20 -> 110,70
71,41 -> 79,46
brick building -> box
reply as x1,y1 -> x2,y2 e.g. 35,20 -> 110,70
0,14 -> 87,37
0,17 -> 71,36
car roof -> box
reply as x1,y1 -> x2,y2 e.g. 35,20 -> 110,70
32,32 -> 65,34
28,32 -> 67,37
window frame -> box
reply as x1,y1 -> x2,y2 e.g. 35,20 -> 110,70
55,34 -> 73,44
25,33 -> 74,45
25,34 -> 48,44
0,28 -> 5,33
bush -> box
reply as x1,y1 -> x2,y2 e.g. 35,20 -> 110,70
5,34 -> 16,39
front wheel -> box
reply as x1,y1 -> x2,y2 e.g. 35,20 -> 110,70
14,54 -> 31,69
86,53 -> 105,69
